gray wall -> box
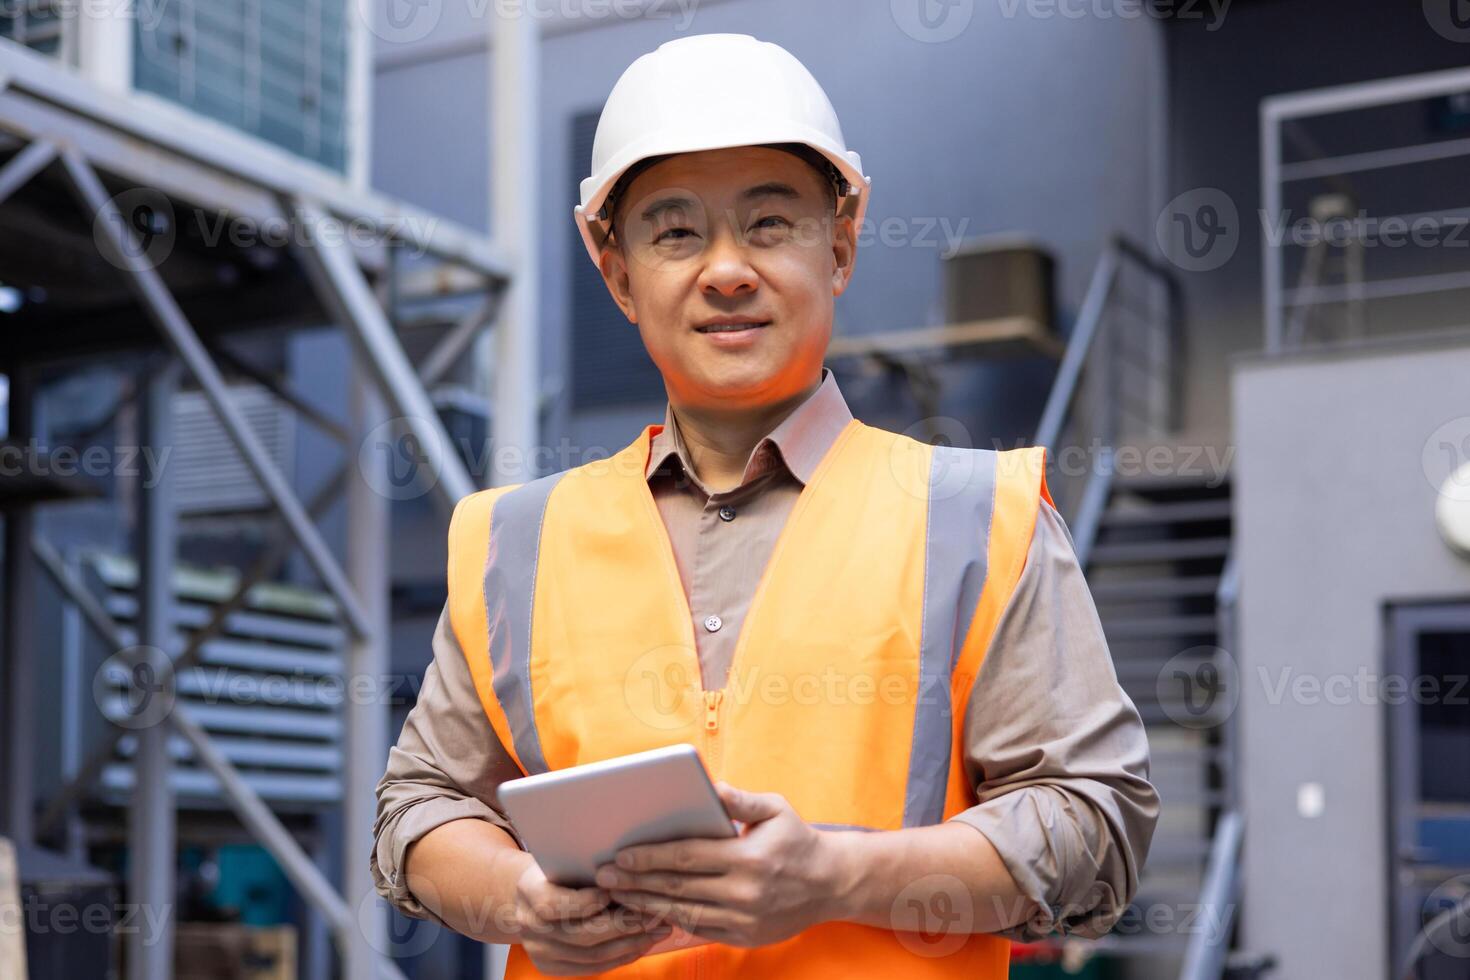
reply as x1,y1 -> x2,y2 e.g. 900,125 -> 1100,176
369,0 -> 1165,461
1232,334 -> 1470,978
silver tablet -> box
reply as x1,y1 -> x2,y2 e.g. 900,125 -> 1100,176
497,743 -> 737,889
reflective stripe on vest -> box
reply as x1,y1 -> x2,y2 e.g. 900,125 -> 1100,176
908,443 -> 997,826
483,470 -> 566,778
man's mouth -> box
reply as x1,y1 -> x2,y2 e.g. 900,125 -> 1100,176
695,320 -> 771,333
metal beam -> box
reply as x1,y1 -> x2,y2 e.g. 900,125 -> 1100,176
1262,64 -> 1470,123
206,339 -> 351,445
1283,268 -> 1470,307
0,136 -> 53,206
490,8 -> 541,487
1,368 -> 37,846
287,196 -> 477,511
60,147 -> 372,638
128,357 -> 177,980
31,536 -> 127,649
1261,104 -> 1284,354
1278,134 -> 1470,183
417,292 -> 501,389
343,356 -> 391,980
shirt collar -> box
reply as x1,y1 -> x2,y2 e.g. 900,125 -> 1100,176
645,367 -> 853,488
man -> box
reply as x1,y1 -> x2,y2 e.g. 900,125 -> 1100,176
374,33 -> 1156,977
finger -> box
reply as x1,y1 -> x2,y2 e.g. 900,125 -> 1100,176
529,926 -> 671,967
611,837 -> 733,875
523,882 -> 613,923
596,867 -> 733,905
551,905 -> 664,947
608,889 -> 730,933
715,782 -> 785,823
678,924 -> 747,948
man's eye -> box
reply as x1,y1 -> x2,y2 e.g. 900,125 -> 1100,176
654,227 -> 695,243
751,216 -> 789,230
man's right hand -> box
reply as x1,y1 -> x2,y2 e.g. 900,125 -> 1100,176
515,862 -> 673,975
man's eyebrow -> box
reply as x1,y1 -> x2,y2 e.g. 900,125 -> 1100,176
634,183 -> 802,224
739,181 -> 803,203
640,195 -> 699,223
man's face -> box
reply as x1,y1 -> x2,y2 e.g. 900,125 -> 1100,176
598,146 -> 858,411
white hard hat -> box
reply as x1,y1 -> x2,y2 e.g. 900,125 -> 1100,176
574,33 -> 870,267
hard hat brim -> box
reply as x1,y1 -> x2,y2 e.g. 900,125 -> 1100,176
574,126 -> 870,269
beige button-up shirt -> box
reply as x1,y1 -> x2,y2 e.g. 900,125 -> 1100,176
373,369 -> 1158,942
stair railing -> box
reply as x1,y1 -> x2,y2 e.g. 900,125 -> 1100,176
1035,235 -> 1184,565
1179,810 -> 1245,980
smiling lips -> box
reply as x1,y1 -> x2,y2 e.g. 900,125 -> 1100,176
695,318 -> 771,334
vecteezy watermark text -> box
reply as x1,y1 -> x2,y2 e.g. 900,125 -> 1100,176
0,438 -> 170,487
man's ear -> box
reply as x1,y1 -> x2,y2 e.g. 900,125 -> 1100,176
830,213 -> 858,297
598,241 -> 639,324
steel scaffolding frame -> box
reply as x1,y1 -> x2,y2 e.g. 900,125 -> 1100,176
0,34 -> 521,980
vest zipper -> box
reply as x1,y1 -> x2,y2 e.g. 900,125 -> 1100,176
695,690 -> 723,980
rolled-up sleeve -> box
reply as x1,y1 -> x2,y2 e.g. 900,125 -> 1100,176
947,500 -> 1158,941
371,600 -> 526,923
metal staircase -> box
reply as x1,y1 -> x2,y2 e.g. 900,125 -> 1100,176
1086,470 -> 1237,960
1032,236 -> 1245,976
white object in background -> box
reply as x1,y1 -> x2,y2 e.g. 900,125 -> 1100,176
1297,782 -> 1326,819
1436,462 -> 1470,559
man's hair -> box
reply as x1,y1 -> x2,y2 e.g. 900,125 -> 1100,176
604,142 -> 842,248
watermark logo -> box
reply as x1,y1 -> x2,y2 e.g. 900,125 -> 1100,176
0,2 -> 173,33
95,187 -> 176,272
1157,646 -> 1238,729
995,0 -> 1231,30
890,416 -> 978,502
358,880 -> 443,957
93,645 -> 176,730
1157,188 -> 1239,272
359,417 -> 445,501
357,0 -> 444,44
1421,875 -> 1470,960
891,0 -> 975,42
623,645 -> 702,731
1424,0 -> 1470,42
1425,417 -> 1470,503
891,873 -> 974,957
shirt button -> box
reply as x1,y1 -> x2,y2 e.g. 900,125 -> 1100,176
703,614 -> 723,633
718,505 -> 736,522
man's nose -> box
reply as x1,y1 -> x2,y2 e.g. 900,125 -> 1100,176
697,221 -> 759,297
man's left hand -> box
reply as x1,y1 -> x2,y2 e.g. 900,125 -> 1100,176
593,781 -> 847,947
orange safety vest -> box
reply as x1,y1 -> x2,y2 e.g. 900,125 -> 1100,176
447,418 -> 1052,978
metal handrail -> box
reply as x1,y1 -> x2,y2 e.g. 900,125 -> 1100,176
1215,546 -> 1241,812
1036,235 -> 1184,452
1179,811 -> 1245,980
1035,235 -> 1183,563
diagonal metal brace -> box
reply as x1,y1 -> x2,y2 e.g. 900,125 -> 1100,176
57,147 -> 371,638
285,195 -> 477,513
0,136 -> 55,206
